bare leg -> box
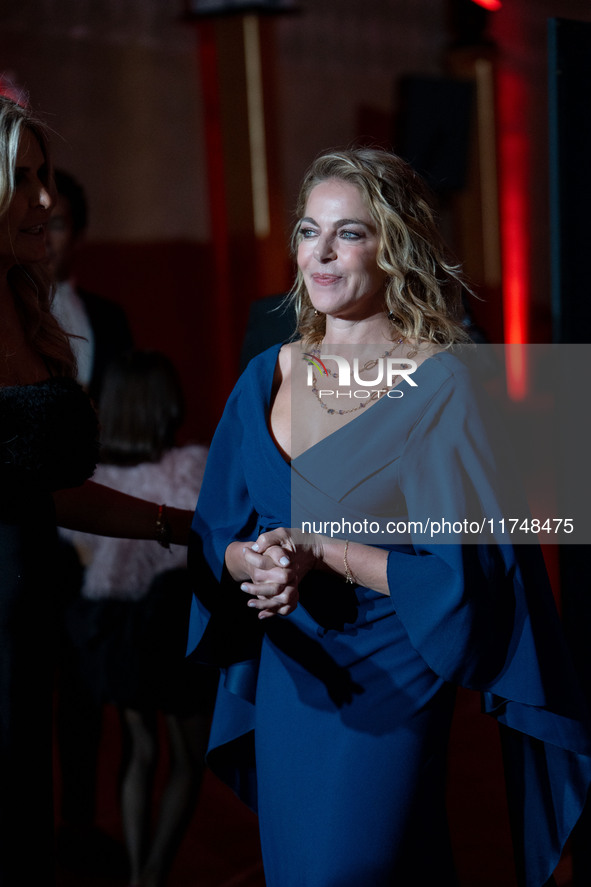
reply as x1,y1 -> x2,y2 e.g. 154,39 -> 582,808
120,708 -> 158,884
138,712 -> 210,887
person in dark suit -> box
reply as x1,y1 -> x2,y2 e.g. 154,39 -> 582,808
46,168 -> 133,402
46,169 -> 133,874
239,293 -> 298,372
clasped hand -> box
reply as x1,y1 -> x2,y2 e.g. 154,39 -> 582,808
239,528 -> 320,620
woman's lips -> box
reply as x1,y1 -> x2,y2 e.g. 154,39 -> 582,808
311,274 -> 341,285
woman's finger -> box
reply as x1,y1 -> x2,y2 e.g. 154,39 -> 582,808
256,544 -> 291,567
243,546 -> 289,568
240,578 -> 290,598
253,528 -> 295,555
243,585 -> 299,617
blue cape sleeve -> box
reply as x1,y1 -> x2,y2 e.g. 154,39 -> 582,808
186,365 -> 267,808
388,364 -> 591,886
187,371 -> 262,664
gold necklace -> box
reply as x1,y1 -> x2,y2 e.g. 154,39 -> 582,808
303,339 -> 404,416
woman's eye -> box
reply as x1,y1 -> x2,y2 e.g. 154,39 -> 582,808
340,230 -> 361,240
300,227 -> 318,239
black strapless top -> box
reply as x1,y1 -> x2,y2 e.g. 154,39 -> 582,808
0,377 -> 99,492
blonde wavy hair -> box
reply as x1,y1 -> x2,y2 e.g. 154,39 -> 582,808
0,95 -> 75,377
288,147 -> 472,347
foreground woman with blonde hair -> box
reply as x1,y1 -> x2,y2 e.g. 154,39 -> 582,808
0,94 -> 191,884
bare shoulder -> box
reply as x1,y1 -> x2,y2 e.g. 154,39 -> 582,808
277,341 -> 301,377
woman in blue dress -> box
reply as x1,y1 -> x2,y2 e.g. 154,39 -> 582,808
188,148 -> 591,886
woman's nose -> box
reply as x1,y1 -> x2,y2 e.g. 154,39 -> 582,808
29,178 -> 52,210
37,184 -> 52,210
313,235 -> 336,262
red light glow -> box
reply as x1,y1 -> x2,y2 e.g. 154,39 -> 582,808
471,0 -> 502,11
497,69 -> 530,399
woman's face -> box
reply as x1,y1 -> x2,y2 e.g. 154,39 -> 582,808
297,178 -> 386,321
0,127 -> 52,270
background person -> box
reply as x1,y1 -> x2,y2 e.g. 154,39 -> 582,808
46,167 -> 135,872
46,167 -> 133,403
63,350 -> 217,887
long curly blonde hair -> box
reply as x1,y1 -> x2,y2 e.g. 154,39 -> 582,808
288,147 -> 472,347
0,95 -> 75,377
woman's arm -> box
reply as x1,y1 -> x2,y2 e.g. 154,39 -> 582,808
53,479 -> 192,546
319,536 -> 390,594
